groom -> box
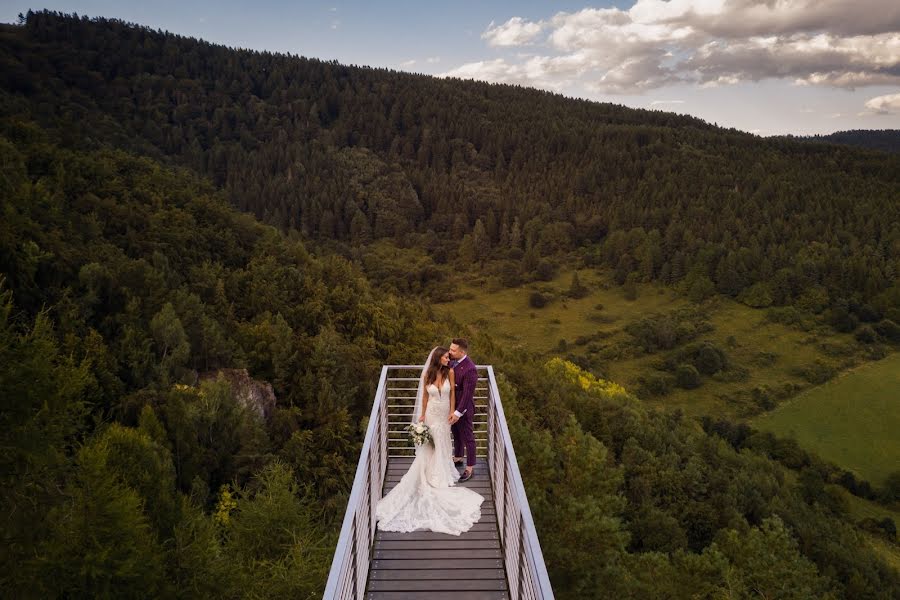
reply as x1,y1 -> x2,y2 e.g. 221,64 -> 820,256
448,338 -> 478,482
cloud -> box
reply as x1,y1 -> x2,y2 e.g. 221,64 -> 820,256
862,92 -> 900,114
400,59 -> 416,68
426,56 -> 441,64
650,99 -> 685,105
482,17 -> 544,47
441,1 -> 900,94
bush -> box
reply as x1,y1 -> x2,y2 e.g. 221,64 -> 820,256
739,282 -> 773,308
498,260 -> 523,287
639,372 -> 674,396
751,386 -> 775,410
854,325 -> 877,344
675,364 -> 701,389
529,291 -> 548,308
695,343 -> 726,375
535,259 -> 557,281
874,319 -> 900,343
857,303 -> 882,322
792,360 -> 836,385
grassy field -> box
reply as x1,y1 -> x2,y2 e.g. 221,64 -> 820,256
443,267 -> 900,564
752,352 -> 900,486
444,268 -> 868,419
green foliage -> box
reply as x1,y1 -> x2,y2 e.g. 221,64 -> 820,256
38,433 -> 169,598
6,10 -> 900,330
150,302 -> 191,385
738,281 -> 774,308
0,119 -> 442,596
675,363 -> 702,389
711,517 -> 833,599
222,461 -> 332,598
624,308 -> 712,354
0,283 -> 93,594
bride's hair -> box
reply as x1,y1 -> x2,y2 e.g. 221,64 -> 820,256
424,346 -> 449,386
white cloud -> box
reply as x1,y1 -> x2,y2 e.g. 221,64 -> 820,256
862,92 -> 900,114
482,17 -> 544,47
441,1 -> 900,94
426,56 -> 441,64
650,99 -> 685,105
400,59 -> 416,68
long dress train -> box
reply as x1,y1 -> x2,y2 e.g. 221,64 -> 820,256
375,378 -> 483,535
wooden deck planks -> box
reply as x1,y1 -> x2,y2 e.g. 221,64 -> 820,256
366,458 -> 510,600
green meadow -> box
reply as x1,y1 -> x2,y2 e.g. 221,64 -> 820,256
444,267 -> 898,496
446,268 -> 870,419
752,353 -> 900,486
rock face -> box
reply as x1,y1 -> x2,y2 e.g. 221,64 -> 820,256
198,368 -> 276,421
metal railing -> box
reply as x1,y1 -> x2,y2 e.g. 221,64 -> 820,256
484,366 -> 554,600
323,365 -> 554,600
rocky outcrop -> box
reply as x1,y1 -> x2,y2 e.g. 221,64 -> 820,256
197,368 -> 276,421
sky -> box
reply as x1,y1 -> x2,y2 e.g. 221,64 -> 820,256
4,1 -> 900,136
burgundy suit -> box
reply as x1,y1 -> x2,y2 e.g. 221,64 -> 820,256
451,356 -> 478,468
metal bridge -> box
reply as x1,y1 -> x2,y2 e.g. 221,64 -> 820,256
324,365 -> 554,600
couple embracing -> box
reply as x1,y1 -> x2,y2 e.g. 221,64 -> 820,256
375,338 -> 483,536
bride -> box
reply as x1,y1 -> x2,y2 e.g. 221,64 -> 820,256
375,346 -> 484,535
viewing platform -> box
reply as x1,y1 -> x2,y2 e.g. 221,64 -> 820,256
324,366 -> 554,600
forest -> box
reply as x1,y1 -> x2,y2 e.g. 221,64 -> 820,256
3,11 -> 899,326
794,130 -> 900,155
1,11 -> 898,599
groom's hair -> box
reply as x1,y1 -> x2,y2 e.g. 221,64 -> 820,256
451,338 -> 469,351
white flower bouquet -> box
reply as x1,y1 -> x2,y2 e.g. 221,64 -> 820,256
405,422 -> 433,446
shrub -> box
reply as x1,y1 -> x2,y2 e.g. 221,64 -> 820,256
675,364 -> 701,389
874,319 -> 900,343
529,292 -> 548,309
695,343 -> 726,375
854,325 -> 877,344
792,360 -> 835,385
639,372 -> 674,396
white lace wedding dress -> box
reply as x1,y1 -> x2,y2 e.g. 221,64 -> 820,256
375,378 -> 483,535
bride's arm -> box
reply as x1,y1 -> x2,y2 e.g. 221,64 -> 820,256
419,385 -> 428,422
449,370 -> 456,419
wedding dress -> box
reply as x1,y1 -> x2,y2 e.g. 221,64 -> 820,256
375,378 -> 484,535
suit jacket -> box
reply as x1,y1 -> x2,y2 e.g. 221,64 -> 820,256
452,356 -> 478,416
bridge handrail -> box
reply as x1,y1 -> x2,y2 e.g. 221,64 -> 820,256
323,365 -> 389,600
485,365 -> 554,599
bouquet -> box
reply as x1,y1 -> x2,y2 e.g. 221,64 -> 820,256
405,422 -> 433,446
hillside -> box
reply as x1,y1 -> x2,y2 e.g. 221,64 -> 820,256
1,11 -> 899,599
2,11 -> 899,336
